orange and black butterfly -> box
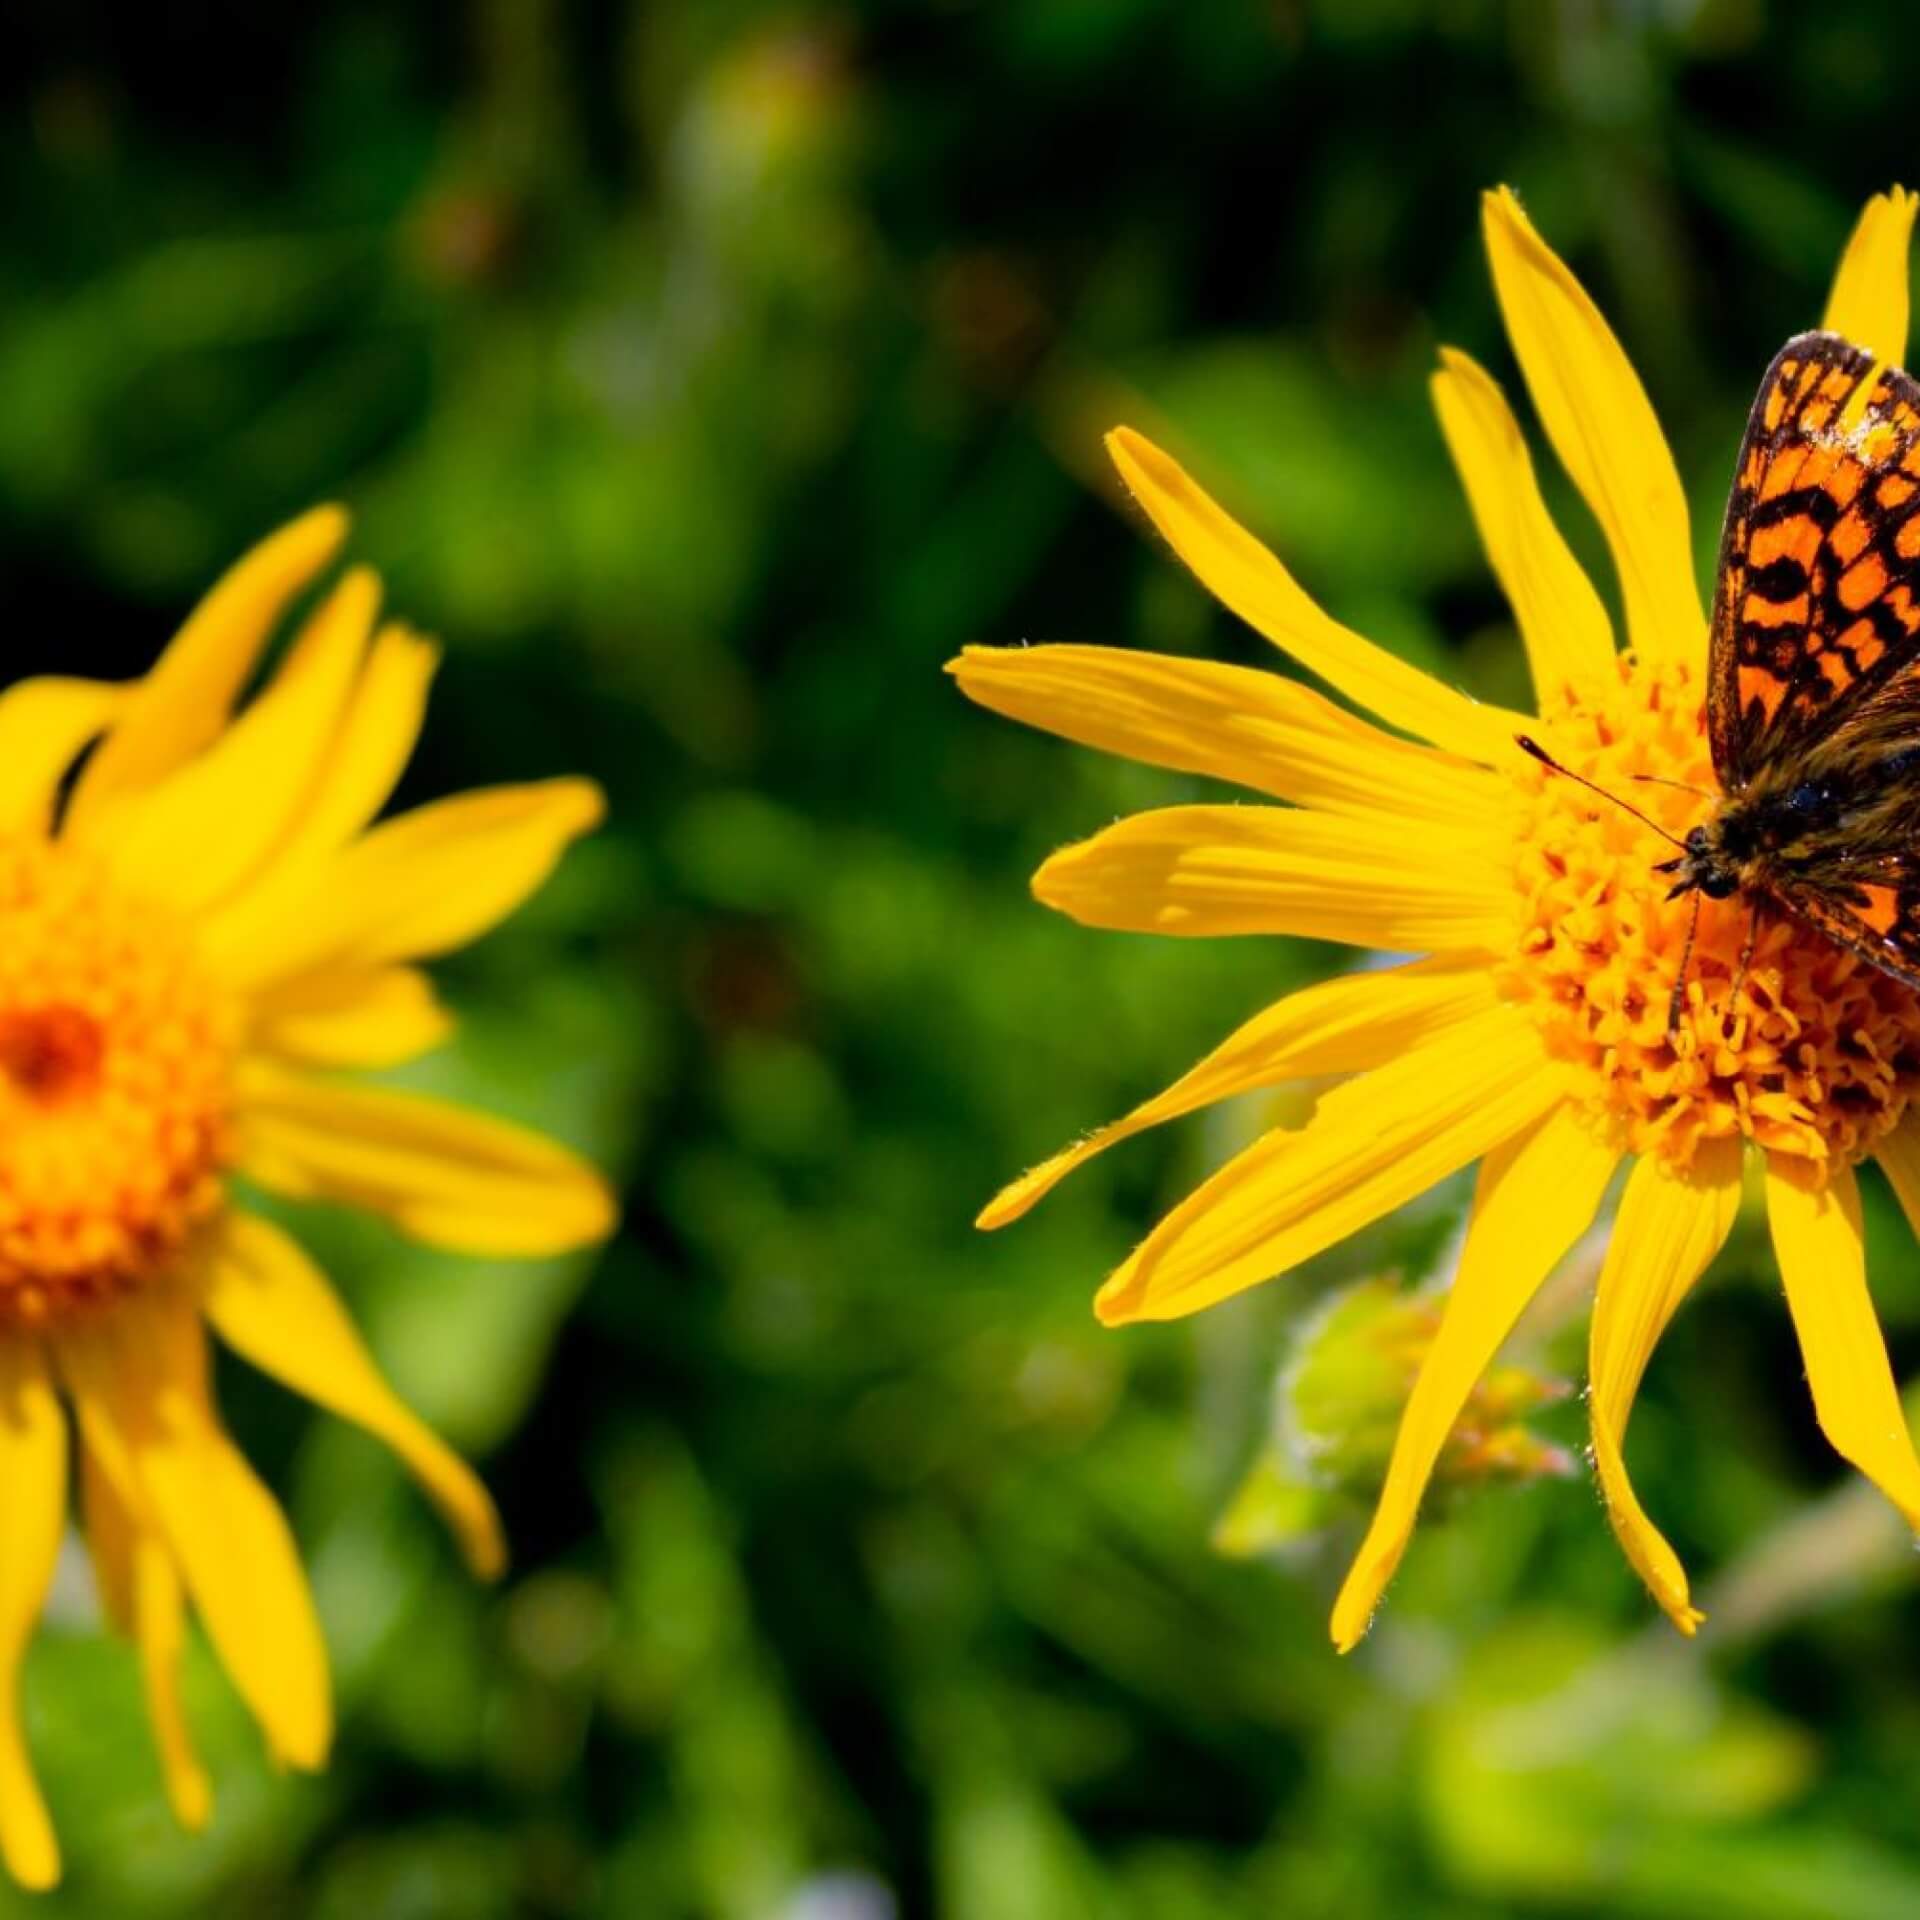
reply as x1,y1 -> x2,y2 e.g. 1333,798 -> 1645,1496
1527,330 -> 1920,1016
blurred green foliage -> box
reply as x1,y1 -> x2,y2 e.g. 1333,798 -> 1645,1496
10,1 -> 1920,1915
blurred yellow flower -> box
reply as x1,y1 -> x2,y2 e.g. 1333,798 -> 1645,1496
0,510 -> 612,1887
956,189 -> 1920,1654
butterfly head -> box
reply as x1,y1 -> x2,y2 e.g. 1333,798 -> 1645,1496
1658,819 -> 1746,902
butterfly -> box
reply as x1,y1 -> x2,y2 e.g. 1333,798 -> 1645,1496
1524,329 -> 1920,1024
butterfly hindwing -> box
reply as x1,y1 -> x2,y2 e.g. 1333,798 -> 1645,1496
1709,330 -> 1920,793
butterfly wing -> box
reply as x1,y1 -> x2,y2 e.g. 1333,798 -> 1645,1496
1774,852 -> 1920,992
1709,330 -> 1920,793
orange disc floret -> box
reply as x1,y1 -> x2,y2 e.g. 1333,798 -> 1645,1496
1497,654 -> 1920,1172
0,835 -> 235,1322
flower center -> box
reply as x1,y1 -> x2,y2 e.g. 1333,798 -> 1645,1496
1497,655 -> 1920,1172
0,836 -> 235,1324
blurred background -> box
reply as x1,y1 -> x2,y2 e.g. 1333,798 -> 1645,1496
8,1 -> 1920,1914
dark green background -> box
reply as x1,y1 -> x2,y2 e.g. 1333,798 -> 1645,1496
6,2 -> 1920,1914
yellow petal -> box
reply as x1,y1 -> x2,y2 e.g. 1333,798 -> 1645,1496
1105,427 -> 1528,762
80,1444 -> 134,1636
1096,1003 -> 1564,1324
1588,1140 -> 1742,1634
1030,804 -> 1514,953
0,679 -> 125,835
252,966 -> 454,1070
65,505 -> 350,832
948,644 -> 1502,828
1330,1103 -> 1618,1651
0,1342 -> 66,1892
981,958 -> 1498,1228
203,1212 -> 504,1577
1430,347 -> 1616,705
1767,1154 -> 1920,1528
1873,1117 -> 1920,1236
272,622 -> 440,867
1481,187 -> 1703,670
133,1534 -> 213,1831
81,1452 -> 212,1830
83,567 -> 380,912
236,1065 -> 616,1256
1823,187 -> 1919,367
203,778 -> 605,993
56,1294 -> 332,1773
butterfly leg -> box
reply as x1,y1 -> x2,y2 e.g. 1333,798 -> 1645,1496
1666,888 -> 1705,1042
1730,898 -> 1763,1006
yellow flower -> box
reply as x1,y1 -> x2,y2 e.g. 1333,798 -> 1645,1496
953,186 -> 1920,1656
0,510 -> 613,1887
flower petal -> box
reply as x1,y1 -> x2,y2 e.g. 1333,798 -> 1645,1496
271,621 -> 439,867
80,1451 -> 212,1832
1096,1002 -> 1564,1324
1767,1154 -> 1920,1529
202,778 -> 605,993
65,505 -> 349,831
56,1294 -> 332,1773
947,644 -> 1502,827
251,967 -> 454,1070
980,958 -> 1498,1228
236,1065 -> 616,1257
84,567 -> 380,912
0,679 -> 126,835
1588,1140 -> 1742,1634
1872,1116 -> 1920,1236
202,1212 -> 504,1578
1105,427 -> 1528,762
1823,187 -> 1919,367
1430,347 -> 1616,705
0,1341 -> 65,1892
1030,804 -> 1514,953
1330,1102 -> 1618,1651
1482,187 -> 1703,670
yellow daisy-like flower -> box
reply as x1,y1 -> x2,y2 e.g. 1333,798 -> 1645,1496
0,510 -> 612,1887
954,186 -> 1920,1655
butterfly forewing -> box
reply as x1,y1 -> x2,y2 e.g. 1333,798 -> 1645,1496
1706,330 -> 1920,984
1710,329 -> 1920,790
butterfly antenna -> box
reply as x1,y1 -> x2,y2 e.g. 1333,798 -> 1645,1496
1515,735 -> 1688,851
1667,888 -> 1704,1041
1630,771 -> 1716,801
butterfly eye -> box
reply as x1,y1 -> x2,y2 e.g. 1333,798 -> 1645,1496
1786,782 -> 1830,815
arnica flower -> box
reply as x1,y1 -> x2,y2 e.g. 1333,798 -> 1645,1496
0,509 -> 612,1887
953,186 -> 1920,1654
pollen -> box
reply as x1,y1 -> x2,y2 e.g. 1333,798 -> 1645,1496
1498,655 -> 1920,1171
0,836 -> 235,1324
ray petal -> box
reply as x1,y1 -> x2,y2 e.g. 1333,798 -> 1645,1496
1331,1102 -> 1618,1650
1095,1002 -> 1564,1324
1105,427 -> 1529,762
1029,804 -> 1515,953
948,644 -> 1503,826
1587,1140 -> 1742,1633
202,1212 -> 504,1577
65,506 -> 349,830
236,1065 -> 615,1257
980,958 -> 1497,1228
0,1341 -> 65,1891
1482,187 -> 1703,670
1823,187 -> 1919,368
1768,1154 -> 1920,1529
1430,346 -> 1616,704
